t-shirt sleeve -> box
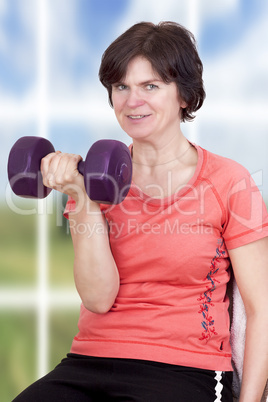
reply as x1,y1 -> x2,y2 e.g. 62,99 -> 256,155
222,168 -> 268,249
63,196 -> 108,219
63,196 -> 76,219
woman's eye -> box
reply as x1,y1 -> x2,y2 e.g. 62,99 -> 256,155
147,84 -> 158,90
117,84 -> 127,91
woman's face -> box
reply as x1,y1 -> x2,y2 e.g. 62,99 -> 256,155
111,56 -> 186,142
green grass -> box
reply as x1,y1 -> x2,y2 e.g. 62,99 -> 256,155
0,199 -> 74,286
48,212 -> 75,286
0,310 -> 80,401
0,203 -> 37,285
49,311 -> 80,370
0,312 -> 37,401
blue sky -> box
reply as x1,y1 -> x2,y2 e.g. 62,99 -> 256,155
1,0 -> 268,200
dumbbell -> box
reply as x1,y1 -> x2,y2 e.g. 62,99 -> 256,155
7,136 -> 132,204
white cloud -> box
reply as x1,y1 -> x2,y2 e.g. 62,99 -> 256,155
199,0 -> 240,21
116,0 -> 189,35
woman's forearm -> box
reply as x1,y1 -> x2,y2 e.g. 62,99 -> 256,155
239,312 -> 268,402
70,199 -> 120,314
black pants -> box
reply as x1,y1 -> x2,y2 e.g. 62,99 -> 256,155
13,354 -> 233,402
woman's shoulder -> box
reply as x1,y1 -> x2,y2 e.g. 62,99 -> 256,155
197,145 -> 251,182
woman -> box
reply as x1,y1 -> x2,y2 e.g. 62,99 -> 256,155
14,21 -> 268,402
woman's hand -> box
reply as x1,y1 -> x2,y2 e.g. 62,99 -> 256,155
40,151 -> 86,202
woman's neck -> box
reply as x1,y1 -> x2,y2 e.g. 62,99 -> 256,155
131,133 -> 198,198
131,132 -> 191,168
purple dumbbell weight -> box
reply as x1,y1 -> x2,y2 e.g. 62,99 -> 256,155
7,136 -> 132,204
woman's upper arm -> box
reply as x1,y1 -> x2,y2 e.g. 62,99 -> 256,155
228,236 -> 268,316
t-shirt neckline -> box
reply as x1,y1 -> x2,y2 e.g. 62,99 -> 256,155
128,142 -> 204,206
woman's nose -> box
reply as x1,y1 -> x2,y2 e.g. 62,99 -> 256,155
126,89 -> 145,108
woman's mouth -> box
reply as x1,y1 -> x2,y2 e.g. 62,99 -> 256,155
128,115 -> 150,120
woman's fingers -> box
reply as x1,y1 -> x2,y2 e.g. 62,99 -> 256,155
41,152 -> 83,194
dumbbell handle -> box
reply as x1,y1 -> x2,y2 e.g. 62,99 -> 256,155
77,160 -> 85,176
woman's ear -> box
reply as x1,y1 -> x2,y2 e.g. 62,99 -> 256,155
180,99 -> 188,109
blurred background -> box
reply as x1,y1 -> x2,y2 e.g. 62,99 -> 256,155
0,0 -> 267,400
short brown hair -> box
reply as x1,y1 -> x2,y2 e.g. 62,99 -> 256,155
99,21 -> 205,122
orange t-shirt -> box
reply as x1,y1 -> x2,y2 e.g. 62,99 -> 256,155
64,144 -> 268,371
